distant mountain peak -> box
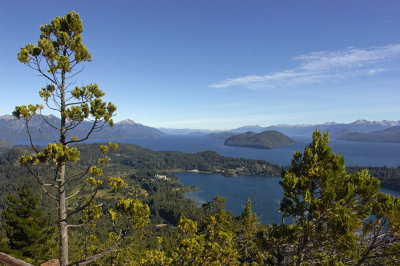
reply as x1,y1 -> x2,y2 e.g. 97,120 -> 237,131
273,123 -> 312,127
353,119 -> 369,125
322,121 -> 338,126
0,114 -> 164,140
47,114 -> 58,119
0,114 -> 15,120
240,125 -> 261,128
117,119 -> 136,125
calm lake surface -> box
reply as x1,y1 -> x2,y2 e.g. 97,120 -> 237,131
101,135 -> 400,167
15,134 -> 400,223
176,172 -> 400,224
16,135 -> 400,167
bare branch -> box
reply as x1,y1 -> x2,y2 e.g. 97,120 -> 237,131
65,80 -> 78,91
26,166 -> 57,201
65,100 -> 89,107
66,67 -> 84,80
65,182 -> 87,200
66,120 -> 83,131
0,252 -> 33,266
45,100 -> 60,112
66,166 -> 91,183
38,127 -> 57,143
43,183 -> 59,188
34,57 -> 57,85
40,112 -> 60,131
67,186 -> 99,218
47,92 -> 61,111
25,118 -> 39,154
67,223 -> 88,229
65,118 -> 99,145
67,229 -> 129,266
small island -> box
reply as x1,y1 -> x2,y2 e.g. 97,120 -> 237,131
224,130 -> 295,149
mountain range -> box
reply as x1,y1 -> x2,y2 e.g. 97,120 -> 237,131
0,114 -> 164,142
337,126 -> 400,143
207,120 -> 400,140
3,114 -> 399,144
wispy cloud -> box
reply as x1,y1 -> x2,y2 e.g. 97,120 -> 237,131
210,44 -> 400,90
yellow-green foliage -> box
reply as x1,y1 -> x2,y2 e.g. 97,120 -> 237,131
12,10 -> 158,266
37,143 -> 80,164
19,155 -> 39,166
12,104 -> 43,119
89,166 -> 102,176
116,198 -> 150,229
86,177 -> 103,186
18,11 -> 90,66
109,177 -> 124,191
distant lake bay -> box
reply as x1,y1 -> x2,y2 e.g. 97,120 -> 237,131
176,172 -> 400,224
14,134 -> 400,224
111,134 -> 400,224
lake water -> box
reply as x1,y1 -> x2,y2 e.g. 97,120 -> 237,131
16,135 -> 400,167
176,172 -> 400,224
99,135 -> 400,167
15,135 -> 400,223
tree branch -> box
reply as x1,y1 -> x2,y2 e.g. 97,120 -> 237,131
40,112 -> 60,131
65,182 -> 87,200
24,118 -> 39,154
34,57 -> 57,85
67,186 -> 99,218
65,118 -> 99,145
66,166 -> 91,183
26,166 -> 57,201
67,223 -> 89,229
0,252 -> 33,266
39,127 -> 57,143
67,229 -> 129,266
66,120 -> 84,131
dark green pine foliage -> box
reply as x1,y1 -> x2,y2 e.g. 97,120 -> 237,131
277,130 -> 378,264
236,198 -> 265,264
263,130 -> 400,265
2,184 -> 56,262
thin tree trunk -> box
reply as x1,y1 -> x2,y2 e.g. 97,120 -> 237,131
59,68 -> 68,266
59,163 -> 68,266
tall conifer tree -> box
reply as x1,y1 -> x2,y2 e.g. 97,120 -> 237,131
2,184 -> 56,263
13,11 -> 149,265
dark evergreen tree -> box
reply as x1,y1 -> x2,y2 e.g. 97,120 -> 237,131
2,184 -> 56,263
262,130 -> 400,265
236,198 -> 265,264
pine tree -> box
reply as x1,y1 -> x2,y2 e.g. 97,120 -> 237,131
2,184 -> 56,263
13,11 -> 149,265
263,130 -> 400,264
236,198 -> 265,264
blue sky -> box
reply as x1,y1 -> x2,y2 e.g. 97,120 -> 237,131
1,0 -> 399,130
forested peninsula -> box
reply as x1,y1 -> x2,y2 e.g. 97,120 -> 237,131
2,143 -> 400,203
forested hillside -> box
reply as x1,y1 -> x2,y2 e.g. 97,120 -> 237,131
2,8 -> 400,266
1,134 -> 400,264
0,143 -> 282,224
